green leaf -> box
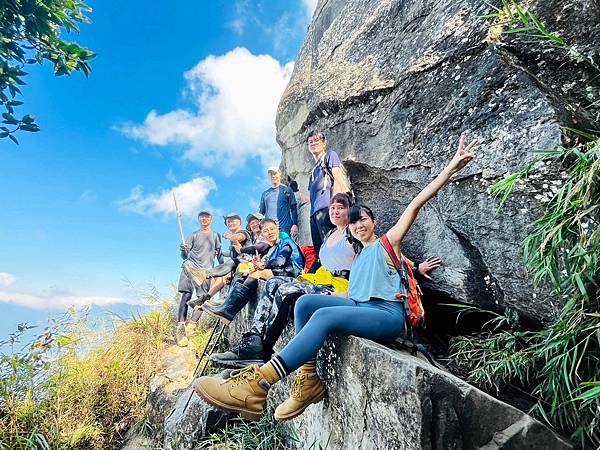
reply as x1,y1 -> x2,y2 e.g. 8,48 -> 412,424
20,124 -> 40,132
22,114 -> 35,124
0,131 -> 9,138
8,134 -> 18,144
2,112 -> 18,125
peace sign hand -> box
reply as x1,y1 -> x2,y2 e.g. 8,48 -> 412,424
448,134 -> 478,174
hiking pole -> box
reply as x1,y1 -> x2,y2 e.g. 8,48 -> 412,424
173,192 -> 186,246
197,322 -> 226,377
180,320 -> 227,416
191,320 -> 222,377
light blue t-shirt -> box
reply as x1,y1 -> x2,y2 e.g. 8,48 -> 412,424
348,239 -> 406,303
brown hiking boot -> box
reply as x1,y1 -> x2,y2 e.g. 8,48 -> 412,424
193,364 -> 270,421
274,365 -> 326,421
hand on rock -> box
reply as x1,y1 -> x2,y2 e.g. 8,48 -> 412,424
417,257 -> 442,280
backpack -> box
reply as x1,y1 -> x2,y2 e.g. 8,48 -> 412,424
269,232 -> 306,277
380,234 -> 425,329
320,151 -> 355,203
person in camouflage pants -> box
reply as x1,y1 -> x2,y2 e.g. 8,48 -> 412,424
210,275 -> 335,368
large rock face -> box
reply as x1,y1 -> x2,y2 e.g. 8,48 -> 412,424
276,0 -> 600,323
123,296 -> 570,449
224,299 -> 570,450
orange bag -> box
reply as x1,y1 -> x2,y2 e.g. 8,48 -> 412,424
380,234 -> 425,329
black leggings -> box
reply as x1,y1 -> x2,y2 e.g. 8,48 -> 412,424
310,208 -> 334,260
178,292 -> 193,322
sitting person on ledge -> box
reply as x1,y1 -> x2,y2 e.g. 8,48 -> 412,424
245,212 -> 265,245
193,135 -> 478,421
209,192 -> 358,367
210,193 -> 438,368
200,218 -> 304,325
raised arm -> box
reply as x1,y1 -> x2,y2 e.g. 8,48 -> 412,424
386,136 -> 477,252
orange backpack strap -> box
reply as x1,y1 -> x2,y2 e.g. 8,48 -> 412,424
380,234 -> 402,271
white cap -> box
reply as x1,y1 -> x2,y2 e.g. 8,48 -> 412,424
267,166 -> 280,174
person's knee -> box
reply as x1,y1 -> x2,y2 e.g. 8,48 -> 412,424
294,294 -> 319,317
308,307 -> 338,330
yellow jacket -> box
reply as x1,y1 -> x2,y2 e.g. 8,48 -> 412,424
296,266 -> 349,293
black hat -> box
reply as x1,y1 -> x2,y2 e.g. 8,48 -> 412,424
224,212 -> 241,224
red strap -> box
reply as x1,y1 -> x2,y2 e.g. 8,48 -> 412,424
380,234 -> 402,271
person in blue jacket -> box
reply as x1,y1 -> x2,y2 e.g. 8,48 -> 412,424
259,167 -> 298,238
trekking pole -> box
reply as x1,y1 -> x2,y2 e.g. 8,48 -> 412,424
197,322 -> 227,377
191,320 -> 222,377
173,192 -> 186,246
180,319 -> 227,415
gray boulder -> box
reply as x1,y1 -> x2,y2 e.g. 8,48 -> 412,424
276,0 -> 600,323
224,289 -> 570,449
282,336 -> 571,450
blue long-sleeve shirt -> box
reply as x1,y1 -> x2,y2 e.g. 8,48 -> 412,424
259,184 -> 298,232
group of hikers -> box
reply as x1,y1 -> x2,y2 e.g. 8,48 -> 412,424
176,130 -> 477,422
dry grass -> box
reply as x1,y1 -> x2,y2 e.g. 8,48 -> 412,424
0,301 -> 175,450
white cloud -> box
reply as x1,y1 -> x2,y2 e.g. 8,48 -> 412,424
303,0 -> 318,18
117,176 -> 217,217
0,272 -> 16,287
227,0 -> 250,35
0,290 -> 142,309
80,190 -> 97,202
120,47 -> 293,172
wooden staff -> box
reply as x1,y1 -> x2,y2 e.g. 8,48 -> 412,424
172,192 -> 186,246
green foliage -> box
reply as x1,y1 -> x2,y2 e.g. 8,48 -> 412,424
0,301 -> 174,449
456,135 -> 600,449
449,4 -> 600,447
198,404 -> 292,450
0,0 -> 95,143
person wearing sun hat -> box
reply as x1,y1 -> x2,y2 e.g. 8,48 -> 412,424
246,212 -> 265,244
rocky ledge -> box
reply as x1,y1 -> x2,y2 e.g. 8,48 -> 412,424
126,297 -> 570,450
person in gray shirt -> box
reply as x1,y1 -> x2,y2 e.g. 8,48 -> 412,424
176,210 -> 223,346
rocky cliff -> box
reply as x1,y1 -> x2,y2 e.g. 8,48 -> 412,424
277,0 -> 600,324
131,297 -> 571,449
123,1 -> 600,448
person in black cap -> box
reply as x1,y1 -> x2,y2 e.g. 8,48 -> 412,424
176,210 -> 222,346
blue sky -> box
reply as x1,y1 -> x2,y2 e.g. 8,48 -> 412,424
0,0 -> 316,334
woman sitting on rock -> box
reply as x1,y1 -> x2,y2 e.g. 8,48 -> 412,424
193,135 -> 477,422
209,193 -> 359,367
201,219 -> 304,325
210,192 -> 441,368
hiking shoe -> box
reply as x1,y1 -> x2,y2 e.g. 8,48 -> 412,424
187,293 -> 210,308
210,332 -> 264,368
274,364 -> 326,421
175,322 -> 188,347
201,282 -> 253,325
193,364 -> 270,421
183,261 -> 208,287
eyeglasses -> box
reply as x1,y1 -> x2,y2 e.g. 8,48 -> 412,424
307,138 -> 324,146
